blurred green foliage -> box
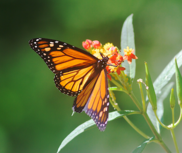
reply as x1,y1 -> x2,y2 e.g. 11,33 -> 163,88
1,0 -> 182,153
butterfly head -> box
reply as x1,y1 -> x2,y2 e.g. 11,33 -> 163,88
97,56 -> 109,69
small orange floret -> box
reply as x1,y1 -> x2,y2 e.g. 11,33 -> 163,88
123,46 -> 138,64
116,66 -> 125,75
109,54 -> 117,62
109,53 -> 123,66
115,54 -> 123,65
107,74 -> 112,80
106,66 -> 112,80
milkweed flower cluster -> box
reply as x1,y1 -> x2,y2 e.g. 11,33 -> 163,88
82,39 -> 137,80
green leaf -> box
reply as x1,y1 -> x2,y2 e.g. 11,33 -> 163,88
175,59 -> 182,107
57,111 -> 131,153
153,50 -> 182,98
121,14 -> 136,83
145,62 -> 157,110
146,50 -> 182,133
147,82 -> 174,133
132,137 -> 154,153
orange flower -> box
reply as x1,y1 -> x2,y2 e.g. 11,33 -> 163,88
123,46 -> 138,64
106,66 -> 112,80
116,66 -> 125,75
115,54 -> 123,65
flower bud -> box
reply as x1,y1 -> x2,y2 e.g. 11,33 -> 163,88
92,40 -> 101,49
82,39 -> 92,50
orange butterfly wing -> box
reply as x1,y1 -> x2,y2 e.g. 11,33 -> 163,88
29,38 -> 98,96
29,38 -> 110,131
73,69 -> 109,131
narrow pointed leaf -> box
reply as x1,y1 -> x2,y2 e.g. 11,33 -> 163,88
132,137 -> 154,153
145,62 -> 157,110
175,59 -> 182,107
121,14 -> 136,83
147,82 -> 174,133
153,50 -> 182,98
57,111 -> 133,153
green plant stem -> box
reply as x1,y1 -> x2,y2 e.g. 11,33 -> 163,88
110,77 -> 128,93
123,116 -> 150,139
142,113 -> 171,153
110,76 -> 124,88
109,92 -> 150,139
154,110 -> 170,130
109,82 -> 171,152
174,107 -> 182,127
109,97 -> 121,111
129,92 -> 171,153
170,129 -> 179,153
168,107 -> 182,128
129,92 -> 142,112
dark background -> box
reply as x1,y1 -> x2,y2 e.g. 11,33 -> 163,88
1,0 -> 182,153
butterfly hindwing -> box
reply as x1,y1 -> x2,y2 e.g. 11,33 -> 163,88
73,69 -> 109,131
54,65 -> 97,96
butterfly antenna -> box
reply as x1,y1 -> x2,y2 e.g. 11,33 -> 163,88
100,52 -> 104,58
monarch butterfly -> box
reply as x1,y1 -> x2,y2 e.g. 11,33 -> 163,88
29,38 -> 110,131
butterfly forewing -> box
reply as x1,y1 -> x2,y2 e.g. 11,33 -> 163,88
29,38 -> 98,96
29,38 -> 98,73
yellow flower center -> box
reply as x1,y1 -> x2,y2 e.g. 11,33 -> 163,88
124,46 -> 133,56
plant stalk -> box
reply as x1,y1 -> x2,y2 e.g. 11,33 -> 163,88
130,92 -> 171,153
170,129 -> 179,153
109,91 -> 150,139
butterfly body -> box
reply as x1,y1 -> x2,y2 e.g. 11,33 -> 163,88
29,38 -> 109,131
